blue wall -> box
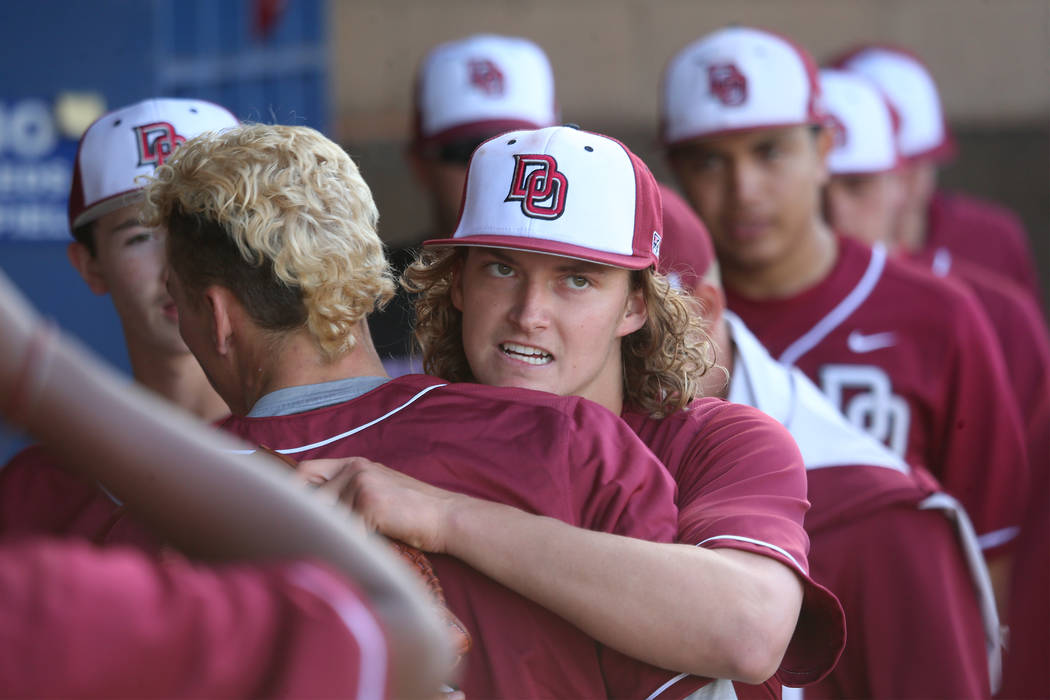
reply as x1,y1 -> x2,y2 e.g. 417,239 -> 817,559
0,0 -> 327,460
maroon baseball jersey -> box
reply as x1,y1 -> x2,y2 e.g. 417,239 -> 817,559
803,470 -> 990,699
911,252 -> 1050,469
624,399 -> 846,692
0,444 -> 159,551
923,190 -> 1043,309
1000,391 -> 1050,699
0,536 -> 389,699
217,374 -> 705,700
727,235 -> 1029,557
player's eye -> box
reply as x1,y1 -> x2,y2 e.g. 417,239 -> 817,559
755,140 -> 782,161
566,275 -> 591,290
485,262 -> 514,278
687,152 -> 723,173
124,231 -> 152,247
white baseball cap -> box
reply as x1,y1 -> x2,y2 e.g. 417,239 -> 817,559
661,26 -> 824,146
413,34 -> 557,148
68,97 -> 239,231
820,69 -> 900,175
832,45 -> 955,162
425,126 -> 663,270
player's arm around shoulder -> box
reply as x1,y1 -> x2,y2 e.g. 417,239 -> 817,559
305,398 -> 807,681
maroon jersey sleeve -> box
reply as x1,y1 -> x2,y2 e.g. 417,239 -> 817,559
631,401 -> 811,575
0,445 -> 161,551
926,190 -> 1042,308
0,537 -> 390,699
806,504 -> 989,699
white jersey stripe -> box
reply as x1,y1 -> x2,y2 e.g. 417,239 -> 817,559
696,535 -> 806,576
645,672 -> 691,700
650,676 -> 737,700
930,246 -> 953,277
919,492 -> 1003,694
287,562 -> 389,700
976,525 -> 1020,551
227,383 -> 447,456
778,243 -> 887,367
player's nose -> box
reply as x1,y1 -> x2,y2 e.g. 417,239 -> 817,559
729,160 -> 763,204
507,279 -> 551,331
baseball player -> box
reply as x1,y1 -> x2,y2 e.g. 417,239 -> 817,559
139,122 -> 717,699
66,97 -> 237,420
659,184 -> 1000,698
369,33 -> 557,371
0,97 -> 239,547
821,66 -> 1050,435
820,67 -> 1049,696
0,267 -> 453,699
661,25 -> 1029,610
831,44 -> 1044,310
332,124 -> 851,698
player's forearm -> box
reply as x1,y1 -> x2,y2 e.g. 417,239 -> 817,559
444,495 -> 802,681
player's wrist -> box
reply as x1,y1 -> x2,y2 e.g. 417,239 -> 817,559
440,491 -> 498,559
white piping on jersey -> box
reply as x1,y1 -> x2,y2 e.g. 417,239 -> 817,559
777,243 -> 887,367
919,492 -> 1003,694
975,525 -> 1021,551
97,482 -> 124,506
930,247 -> 953,277
727,313 -> 908,474
227,383 -> 447,455
646,675 -> 736,700
287,562 -> 389,700
782,686 -> 804,700
697,535 -> 806,576
645,672 -> 690,700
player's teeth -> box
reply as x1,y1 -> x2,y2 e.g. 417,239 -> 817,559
501,343 -> 552,365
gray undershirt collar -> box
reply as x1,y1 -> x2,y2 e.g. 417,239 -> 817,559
247,376 -> 391,417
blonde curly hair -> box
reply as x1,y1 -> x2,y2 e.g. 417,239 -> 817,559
404,248 -> 716,418
141,123 -> 394,360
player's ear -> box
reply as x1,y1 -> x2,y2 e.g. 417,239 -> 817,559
66,241 -> 108,295
201,285 -> 236,356
450,258 -> 465,312
690,278 -> 726,329
812,125 -> 834,186
616,282 -> 648,338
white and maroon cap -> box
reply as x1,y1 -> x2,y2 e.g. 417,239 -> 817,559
413,34 -> 557,147
661,26 -> 823,146
820,68 -> 900,175
68,97 -> 239,231
831,45 -> 955,162
424,126 -> 663,270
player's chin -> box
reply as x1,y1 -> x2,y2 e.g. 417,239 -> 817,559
482,363 -> 555,394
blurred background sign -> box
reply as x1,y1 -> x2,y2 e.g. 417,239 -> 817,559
0,0 -> 327,460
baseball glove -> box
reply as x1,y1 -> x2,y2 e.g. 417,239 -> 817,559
258,445 -> 473,662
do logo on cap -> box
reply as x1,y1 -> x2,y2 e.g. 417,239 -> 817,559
505,154 -> 568,220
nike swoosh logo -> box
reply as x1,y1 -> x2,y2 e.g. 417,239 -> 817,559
848,330 -> 897,353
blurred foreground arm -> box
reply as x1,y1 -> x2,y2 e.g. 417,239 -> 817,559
0,270 -> 453,699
